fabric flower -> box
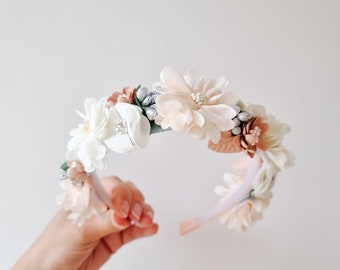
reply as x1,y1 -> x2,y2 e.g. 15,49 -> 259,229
155,66 -> 238,143
107,86 -> 136,105
57,179 -> 94,226
57,179 -> 107,226
240,117 -> 269,157
215,173 -> 272,231
66,98 -> 117,172
104,102 -> 151,154
66,97 -> 151,172
263,115 -> 295,170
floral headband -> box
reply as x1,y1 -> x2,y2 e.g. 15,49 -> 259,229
58,66 -> 294,234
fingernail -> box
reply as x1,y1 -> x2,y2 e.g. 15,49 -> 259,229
120,200 -> 130,218
132,203 -> 142,220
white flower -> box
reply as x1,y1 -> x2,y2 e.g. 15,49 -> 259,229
104,103 -> 151,154
215,173 -> 272,231
66,98 -> 151,171
66,98 -> 117,172
155,66 -> 237,143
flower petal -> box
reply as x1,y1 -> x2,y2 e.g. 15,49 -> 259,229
160,66 -> 191,93
192,110 -> 205,127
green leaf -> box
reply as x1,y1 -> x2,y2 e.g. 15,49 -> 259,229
150,121 -> 171,134
134,85 -> 144,109
60,161 -> 69,172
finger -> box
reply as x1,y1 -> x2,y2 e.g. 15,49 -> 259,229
100,222 -> 159,252
103,178 -> 133,219
82,208 -> 131,241
135,203 -> 155,228
121,223 -> 159,245
81,176 -> 134,240
89,223 -> 159,269
125,181 -> 145,222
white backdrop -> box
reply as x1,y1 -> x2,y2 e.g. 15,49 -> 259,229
1,0 -> 339,269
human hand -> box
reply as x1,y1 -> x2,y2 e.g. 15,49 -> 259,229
13,176 -> 158,270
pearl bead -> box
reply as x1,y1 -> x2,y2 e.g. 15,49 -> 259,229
191,93 -> 206,105
145,107 -> 157,121
238,112 -> 250,122
233,118 -> 241,126
232,126 -> 241,135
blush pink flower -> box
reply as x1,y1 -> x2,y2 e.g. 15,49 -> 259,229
66,160 -> 87,183
155,66 -> 237,143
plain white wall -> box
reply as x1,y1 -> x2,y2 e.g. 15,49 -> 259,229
1,0 -> 339,269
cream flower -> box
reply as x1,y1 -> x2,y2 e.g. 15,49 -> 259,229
155,66 -> 238,143
215,173 -> 272,231
263,115 -> 295,170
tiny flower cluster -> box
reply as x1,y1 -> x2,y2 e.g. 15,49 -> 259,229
58,66 -> 294,231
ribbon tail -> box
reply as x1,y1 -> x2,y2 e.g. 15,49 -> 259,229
88,172 -> 113,209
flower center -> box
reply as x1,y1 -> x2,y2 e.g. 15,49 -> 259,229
249,126 -> 261,146
116,121 -> 128,134
82,120 -> 91,134
191,92 -> 206,105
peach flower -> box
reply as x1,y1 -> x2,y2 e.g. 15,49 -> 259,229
155,66 -> 237,143
240,117 -> 269,157
107,86 -> 136,105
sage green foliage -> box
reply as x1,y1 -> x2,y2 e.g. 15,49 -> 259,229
60,161 -> 69,172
